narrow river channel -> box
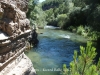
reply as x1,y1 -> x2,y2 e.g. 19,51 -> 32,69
25,29 -> 87,75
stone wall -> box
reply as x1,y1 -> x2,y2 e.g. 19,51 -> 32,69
0,0 -> 36,75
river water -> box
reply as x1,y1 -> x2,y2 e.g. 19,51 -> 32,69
25,29 -> 87,75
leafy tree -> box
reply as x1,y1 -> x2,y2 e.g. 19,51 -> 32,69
27,0 -> 39,18
57,14 -> 67,28
30,4 -> 47,27
42,0 -> 63,10
27,0 -> 35,18
45,8 -> 56,25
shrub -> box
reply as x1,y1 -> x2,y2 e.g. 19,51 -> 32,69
57,14 -> 67,28
76,25 -> 85,35
68,26 -> 76,32
61,41 -> 100,75
89,31 -> 100,41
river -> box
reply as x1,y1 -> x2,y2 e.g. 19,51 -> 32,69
25,29 -> 88,75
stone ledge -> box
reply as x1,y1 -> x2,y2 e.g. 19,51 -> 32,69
0,53 -> 36,75
8,53 -> 36,75
0,47 -> 26,71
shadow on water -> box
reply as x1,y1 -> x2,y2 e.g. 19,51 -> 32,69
26,29 -> 87,75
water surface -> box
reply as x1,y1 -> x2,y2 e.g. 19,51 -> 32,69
26,29 -> 87,75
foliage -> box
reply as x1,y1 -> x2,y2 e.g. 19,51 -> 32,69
42,0 -> 63,10
76,25 -> 85,35
42,0 -> 71,27
69,25 -> 100,40
87,5 -> 100,32
68,26 -> 78,33
27,0 -> 100,43
27,0 -> 47,28
89,31 -> 100,41
30,4 -> 47,27
26,0 -> 99,32
57,14 -> 67,28
61,41 -> 100,75
27,0 -> 35,18
45,8 -> 54,24
40,0 -> 100,32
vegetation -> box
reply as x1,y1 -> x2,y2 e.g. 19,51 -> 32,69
61,42 -> 100,75
40,0 -> 100,32
27,0 -> 36,18
27,0 -> 100,61
27,0 -> 100,31
30,4 -> 47,27
26,0 -> 100,74
27,0 -> 47,28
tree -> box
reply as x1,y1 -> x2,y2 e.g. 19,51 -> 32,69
57,14 -> 67,28
29,4 -> 47,27
27,0 -> 39,18
61,41 -> 100,75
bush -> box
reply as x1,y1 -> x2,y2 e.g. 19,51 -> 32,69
67,26 -> 76,32
61,41 -> 100,75
76,25 -> 85,35
57,14 -> 67,28
89,31 -> 100,41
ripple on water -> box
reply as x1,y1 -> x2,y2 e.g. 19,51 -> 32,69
26,29 -> 87,75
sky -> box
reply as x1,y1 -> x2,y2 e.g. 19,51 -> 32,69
39,0 -> 45,3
